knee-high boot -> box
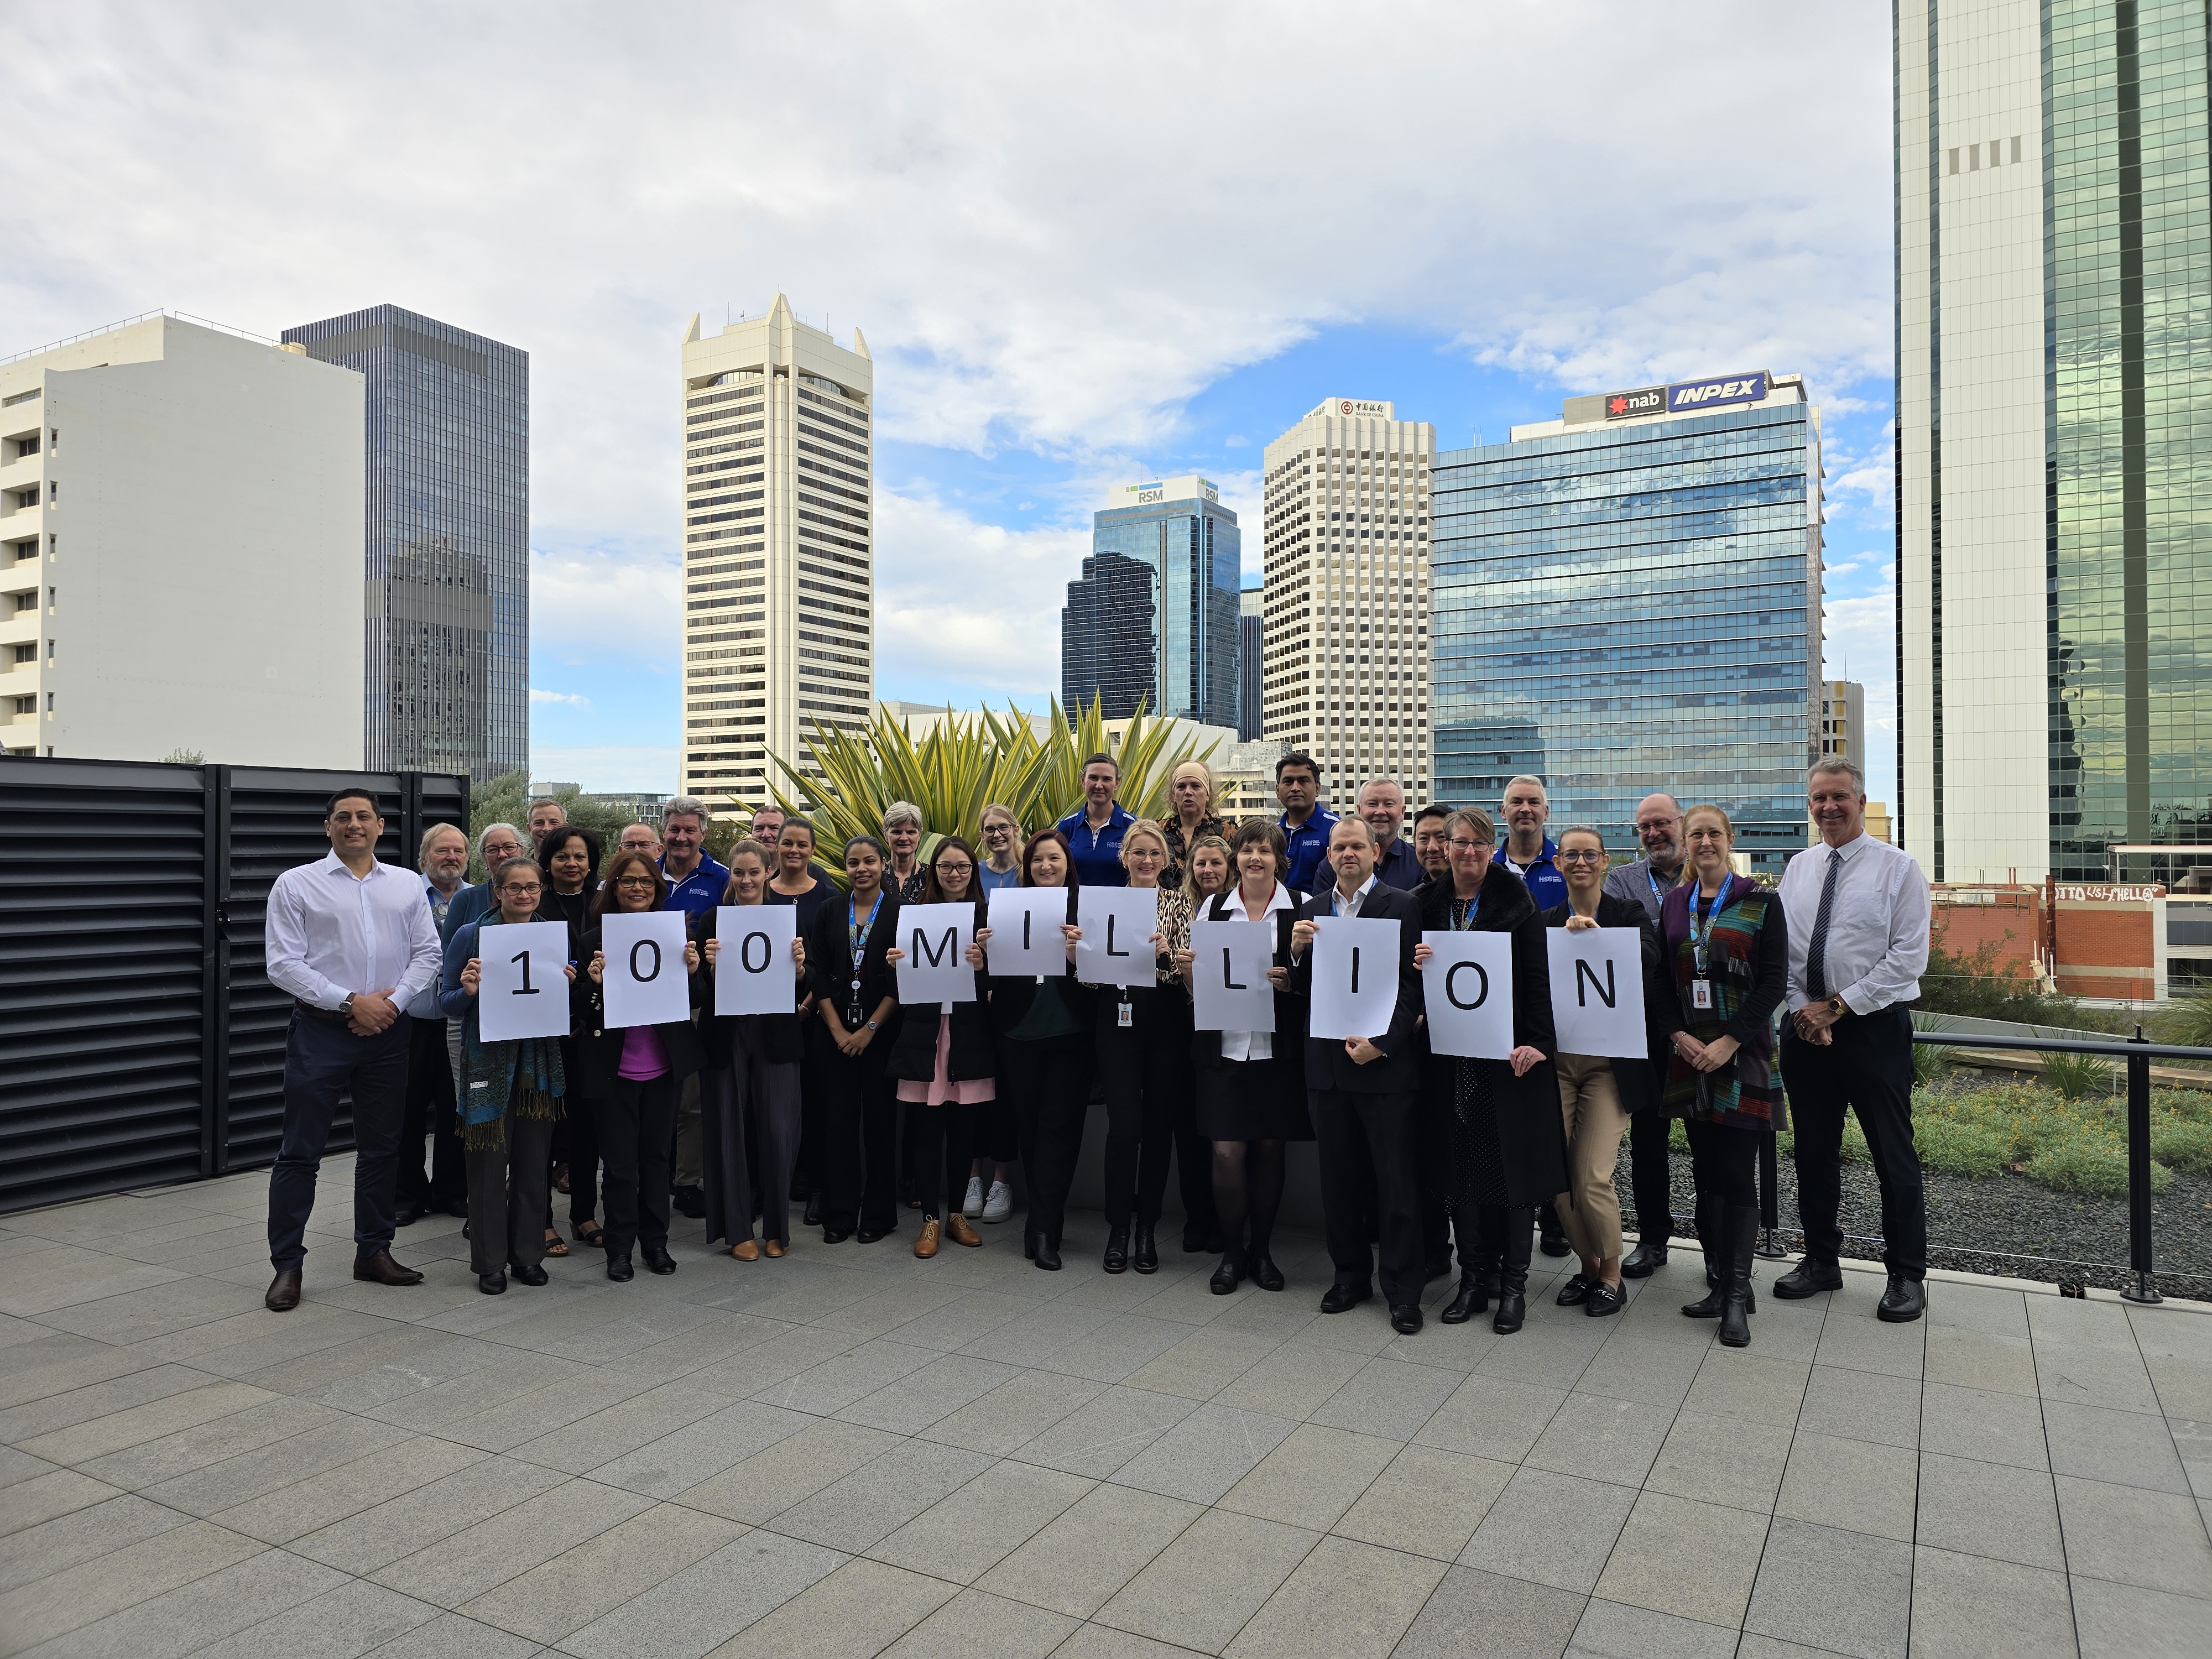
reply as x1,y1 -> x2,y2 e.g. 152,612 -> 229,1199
1718,1204 -> 1759,1348
1682,1194 -> 1754,1318
1493,1206 -> 1533,1334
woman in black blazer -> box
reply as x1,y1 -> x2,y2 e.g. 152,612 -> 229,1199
577,851 -> 706,1282
980,829 -> 1090,1271
805,836 -> 902,1244
1172,820 -> 1309,1296
697,839 -> 808,1261
1539,826 -> 1678,1317
884,837 -> 993,1259
1412,808 -> 1566,1333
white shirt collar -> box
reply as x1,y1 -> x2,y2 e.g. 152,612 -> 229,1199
1333,873 -> 1378,906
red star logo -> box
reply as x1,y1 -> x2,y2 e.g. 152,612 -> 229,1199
1609,395 -> 1628,416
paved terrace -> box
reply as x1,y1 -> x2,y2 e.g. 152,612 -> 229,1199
2,1161 -> 2209,1659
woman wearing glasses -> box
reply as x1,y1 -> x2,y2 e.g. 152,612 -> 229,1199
579,852 -> 705,1281
1539,827 -> 1671,1317
1411,808 -> 1565,1334
961,805 -> 1024,1223
1658,805 -> 1788,1349
885,836 -> 992,1258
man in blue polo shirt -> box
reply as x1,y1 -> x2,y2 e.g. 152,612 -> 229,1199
1274,752 -> 1337,894
1498,774 -> 1566,910
1056,753 -> 1133,888
1357,776 -> 1423,891
655,796 -> 728,1219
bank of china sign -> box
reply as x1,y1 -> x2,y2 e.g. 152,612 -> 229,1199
1605,371 -> 1770,421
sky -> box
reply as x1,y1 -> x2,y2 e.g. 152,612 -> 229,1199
11,1 -> 1901,806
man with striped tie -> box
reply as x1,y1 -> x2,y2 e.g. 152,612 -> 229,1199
1775,758 -> 1933,1321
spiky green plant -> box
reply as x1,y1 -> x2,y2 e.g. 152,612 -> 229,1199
765,693 -> 1220,881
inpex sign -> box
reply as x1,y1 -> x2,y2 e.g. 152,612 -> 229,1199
1666,371 -> 1768,413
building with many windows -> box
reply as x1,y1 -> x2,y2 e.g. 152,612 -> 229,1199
1238,587 -> 1263,741
283,305 -> 528,784
1061,476 -> 1239,727
678,296 -> 873,815
1258,399 -> 1434,793
1820,679 -> 1866,771
1430,372 -> 1823,875
0,314 -> 364,767
1897,2 -> 2212,885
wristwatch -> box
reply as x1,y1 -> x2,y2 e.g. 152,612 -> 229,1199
864,1019 -> 879,1031
340,993 -> 358,1019
1827,996 -> 1847,1018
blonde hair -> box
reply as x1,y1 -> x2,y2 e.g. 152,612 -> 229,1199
1119,818 -> 1171,867
1443,806 -> 1496,847
979,802 -> 1021,832
1684,802 -> 1735,841
1179,833 -> 1234,905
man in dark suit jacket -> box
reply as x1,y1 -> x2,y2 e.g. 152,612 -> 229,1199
1291,817 -> 1428,1334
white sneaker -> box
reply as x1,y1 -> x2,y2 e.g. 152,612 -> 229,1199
962,1176 -> 985,1219
982,1180 -> 1013,1223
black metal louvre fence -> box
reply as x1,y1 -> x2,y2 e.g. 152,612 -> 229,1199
0,758 -> 467,1215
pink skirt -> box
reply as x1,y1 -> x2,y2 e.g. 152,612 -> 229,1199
896,1011 -> 996,1107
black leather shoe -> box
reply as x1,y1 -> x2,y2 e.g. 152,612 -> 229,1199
1133,1224 -> 1159,1275
803,1194 -> 823,1227
394,1203 -> 424,1228
1773,1257 -> 1844,1299
606,1253 -> 634,1282
1620,1237 -> 1668,1277
264,1268 -> 302,1312
508,1259 -> 549,1287
642,1245 -> 677,1275
1103,1227 -> 1129,1274
856,1225 -> 890,1244
1556,1272 -> 1592,1306
1249,1253 -> 1285,1292
478,1271 -> 507,1295
821,1226 -> 852,1244
1584,1279 -> 1626,1317
1319,1281 -> 1372,1314
1877,1273 -> 1926,1322
672,1185 -> 706,1219
439,1197 -> 471,1219
1537,1204 -> 1571,1258
1390,1303 -> 1423,1335
1492,1290 -> 1526,1334
353,1250 -> 425,1286
1033,1238 -> 1062,1271
1717,1205 -> 1759,1348
1210,1252 -> 1245,1295
1441,1276 -> 1487,1324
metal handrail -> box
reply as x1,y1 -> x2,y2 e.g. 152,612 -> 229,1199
1908,1026 -> 2210,1305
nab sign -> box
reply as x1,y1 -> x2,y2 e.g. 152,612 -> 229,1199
1604,387 -> 1666,421
1667,371 -> 1769,414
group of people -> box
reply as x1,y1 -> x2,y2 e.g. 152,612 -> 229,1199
259,749 -> 1933,1349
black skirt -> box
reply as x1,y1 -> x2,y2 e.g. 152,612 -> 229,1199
1194,1057 -> 1313,1142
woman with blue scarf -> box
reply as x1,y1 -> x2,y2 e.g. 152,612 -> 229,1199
441,856 -> 574,1297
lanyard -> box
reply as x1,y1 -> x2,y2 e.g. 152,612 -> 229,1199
848,892 -> 884,974
1646,862 -> 1677,909
1689,880 -> 1728,974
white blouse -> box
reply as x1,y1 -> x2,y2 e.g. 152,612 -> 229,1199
1212,883 -> 1296,1063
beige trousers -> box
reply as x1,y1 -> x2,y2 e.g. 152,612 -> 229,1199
1554,1052 -> 1630,1264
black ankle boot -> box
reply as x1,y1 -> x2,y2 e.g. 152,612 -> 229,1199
1103,1226 -> 1129,1274
1248,1247 -> 1284,1291
1133,1222 -> 1159,1274
1493,1206 -> 1532,1333
1209,1250 -> 1244,1294
1441,1274 -> 1488,1323
1718,1204 -> 1758,1348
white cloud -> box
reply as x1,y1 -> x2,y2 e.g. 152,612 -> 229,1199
529,688 -> 590,708
874,489 -> 1089,699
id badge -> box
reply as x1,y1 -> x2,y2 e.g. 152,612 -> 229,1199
1691,979 -> 1713,1011
1118,1000 -> 1133,1029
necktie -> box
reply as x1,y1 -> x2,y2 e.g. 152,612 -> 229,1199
1805,848 -> 1842,1000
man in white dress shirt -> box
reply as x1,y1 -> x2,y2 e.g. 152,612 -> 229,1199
262,787 -> 444,1311
1774,758 -> 1933,1322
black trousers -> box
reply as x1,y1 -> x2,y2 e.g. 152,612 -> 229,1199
267,1013 -> 410,1272
1684,1118 -> 1758,1208
1781,1005 -> 1926,1278
1096,993 -> 1192,1230
1311,1086 -> 1423,1308
594,1073 -> 678,1256
1628,1108 -> 1676,1241
1418,1092 -> 1457,1267
705,1030 -> 802,1245
1001,1031 -> 1095,1244
397,1014 -> 463,1208
465,1110 -> 555,1276
822,1041 -> 899,1233
562,1072 -> 601,1227
906,1098 -> 979,1219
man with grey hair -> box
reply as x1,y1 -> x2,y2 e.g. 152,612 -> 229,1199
1775,758 -> 1932,1321
1498,775 -> 1566,910
656,796 -> 728,1219
1601,791 -> 1692,1275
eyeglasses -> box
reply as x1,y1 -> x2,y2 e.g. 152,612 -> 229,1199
935,862 -> 974,875
500,882 -> 544,896
1557,851 -> 1605,864
982,823 -> 1014,834
615,875 -> 658,889
1447,838 -> 1490,852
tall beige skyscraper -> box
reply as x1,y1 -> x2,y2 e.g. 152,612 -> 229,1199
679,296 -> 873,816
1259,399 -> 1434,798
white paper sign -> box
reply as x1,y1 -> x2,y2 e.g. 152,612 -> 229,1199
1190,917 -> 1275,1032
985,887 -> 1069,977
601,909 -> 692,1029
894,902 -> 978,1004
1420,931 -> 1516,1059
1076,889 -> 1160,989
475,920 -> 572,1042
1546,927 -> 1647,1059
1307,915 -> 1402,1041
713,904 -> 799,1017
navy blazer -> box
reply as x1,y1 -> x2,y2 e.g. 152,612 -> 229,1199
1291,880 -> 1424,1094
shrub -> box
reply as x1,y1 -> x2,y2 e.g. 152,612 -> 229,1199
2024,1141 -> 2171,1198
1914,1114 -> 2013,1180
2040,1050 -> 2115,1101
2149,1114 -> 2212,1176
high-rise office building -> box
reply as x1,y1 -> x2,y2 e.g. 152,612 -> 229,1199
1898,2 -> 2212,883
0,314 -> 363,766
1061,476 -> 1238,727
1259,400 -> 1434,796
283,305 -> 528,784
679,296 -> 873,815
1238,587 -> 1263,741
1820,679 -> 1866,771
1430,372 -> 1823,875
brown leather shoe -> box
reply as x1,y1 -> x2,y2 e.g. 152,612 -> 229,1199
265,1268 -> 302,1311
946,1214 -> 983,1249
761,1238 -> 787,1258
730,1238 -> 760,1261
914,1218 -> 941,1259
352,1249 -> 424,1286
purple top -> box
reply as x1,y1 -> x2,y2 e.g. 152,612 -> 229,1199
618,1024 -> 670,1081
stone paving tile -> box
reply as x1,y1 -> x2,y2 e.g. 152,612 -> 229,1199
137,1410 -> 409,1521
1566,1595 -> 1741,1659
15,1545 -> 347,1659
1907,1545 -> 2079,1659
1094,1506 -> 1318,1652
0,1491 -> 192,1594
586,1398 -> 811,1498
1221,1533 -> 1444,1659
866,1457 -> 1093,1585
1593,1489 -> 1769,1627
288,1452 -> 567,1573
15,1378 -> 276,1466
705,1556 -> 957,1659
0,1359 -> 222,1444
1307,1352 -> 1462,1441
1743,1516 -> 1911,1659
918,1366 -> 1105,1456
1797,1362 -> 1920,1449
560,1530 -> 845,1659
2053,1474 -> 2212,1599
76,1392 -> 346,1491
974,1480 -> 1202,1619
0,1467 -> 124,1539
1118,1326 -> 1285,1401
2069,1575 -> 2212,1658
1333,1440 -> 1514,1561
671,1415 -> 901,1522
1642,1406 -> 1792,1514
368,1475 -> 649,1610
1915,1451 -> 2066,1571
1919,1380 -> 2050,1469
1415,1371 -> 1567,1463
456,1501 -> 744,1645
837,1352 -> 1025,1434
1524,1390 -> 1676,1488
1395,1563 -> 1586,1659
2041,1398 -> 2191,1494
0,1514 -> 266,1651
878,1587 -> 1076,1658
1204,1339 -> 1369,1421
2032,1328 -> 2163,1415
1774,1430 -> 1919,1543
1108,1401 -> 1297,1505
1463,1466 -> 1638,1596
206,1432 -> 487,1544
1214,1421 -> 1397,1532
766,1434 -> 993,1553
1007,1383 -> 1197,1480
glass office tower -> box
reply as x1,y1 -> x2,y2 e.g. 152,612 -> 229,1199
1238,587 -> 1264,740
1062,477 -> 1240,727
281,305 -> 528,783
1430,374 -> 1823,875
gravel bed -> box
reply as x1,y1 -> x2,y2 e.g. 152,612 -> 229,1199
1614,1146 -> 2212,1304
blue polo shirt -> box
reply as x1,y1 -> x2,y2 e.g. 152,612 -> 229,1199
1055,804 -> 1134,888
1279,807 -> 1339,895
1500,837 -> 1567,911
1373,834 -> 1423,892
661,852 -> 731,918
